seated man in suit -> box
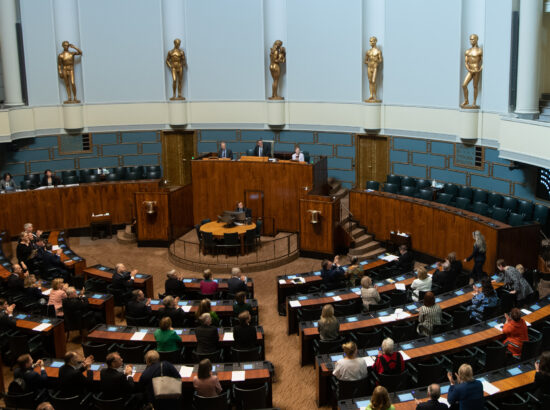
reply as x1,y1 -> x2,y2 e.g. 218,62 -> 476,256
432,261 -> 456,293
228,267 -> 248,295
217,141 -> 233,159
195,312 -> 220,354
0,299 -> 16,330
415,383 -> 448,410
157,295 -> 186,327
235,201 -> 252,218
321,256 -> 345,290
253,139 -> 271,157
13,354 -> 48,395
63,287 -> 101,329
112,263 -> 137,301
58,351 -> 94,398
7,264 -> 26,293
35,239 -> 70,281
164,269 -> 186,297
126,289 -> 152,318
394,245 -> 414,274
99,352 -> 134,400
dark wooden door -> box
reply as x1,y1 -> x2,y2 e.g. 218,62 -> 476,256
356,134 -> 389,189
161,131 -> 196,186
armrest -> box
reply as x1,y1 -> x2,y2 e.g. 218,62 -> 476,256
79,391 -> 93,407
525,391 -> 540,404
348,333 -> 358,344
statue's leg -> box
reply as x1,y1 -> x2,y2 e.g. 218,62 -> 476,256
177,69 -> 183,97
472,72 -> 480,106
171,70 -> 177,98
461,72 -> 472,106
63,73 -> 71,101
70,70 -> 77,101
371,68 -> 378,100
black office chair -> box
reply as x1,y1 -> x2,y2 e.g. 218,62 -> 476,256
82,341 -> 112,363
244,229 -> 256,253
446,347 -> 484,373
85,174 -> 100,183
296,305 -> 323,322
62,298 -> 95,341
19,180 -> 32,190
230,346 -> 262,362
233,383 -> 269,410
92,392 -> 131,410
508,212 -> 525,226
193,390 -> 230,410
472,201 -> 489,216
487,192 -> 503,209
383,183 -> 399,194
62,175 -> 78,185
458,186 -> 473,201
125,172 -> 138,180
221,232 -> 240,256
158,348 -> 185,364
371,370 -> 409,393
416,179 -> 431,190
516,328 -> 543,361
255,219 -> 263,246
202,231 -> 217,255
417,189 -> 433,201
115,343 -> 150,364
435,192 -> 452,205
502,196 -> 518,212
333,299 -> 361,316
7,332 -> 47,366
387,321 -> 416,342
400,186 -> 416,197
49,390 -> 91,410
534,204 -> 549,226
368,294 -> 391,312
330,377 -> 370,405
193,349 -> 223,364
472,189 -> 488,204
351,327 -> 383,349
366,180 -> 380,190
313,337 -> 346,358
386,174 -> 402,186
387,290 -> 407,306
483,340 -> 507,371
432,311 -> 453,334
408,356 -> 451,386
105,173 -> 120,181
492,207 -> 508,223
455,197 -> 471,210
303,151 -> 311,163
147,171 -> 160,179
401,176 -> 416,188
125,314 -> 152,326
443,183 -> 458,199
4,390 -> 36,409
517,200 -> 534,220
146,165 -> 161,173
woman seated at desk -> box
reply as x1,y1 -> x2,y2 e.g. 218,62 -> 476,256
291,146 -> 305,162
502,308 -> 528,357
468,278 -> 499,322
411,267 -> 432,302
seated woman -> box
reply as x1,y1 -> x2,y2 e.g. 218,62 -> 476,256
318,304 -> 339,341
234,311 -> 257,349
195,298 -> 220,327
48,278 -> 68,317
502,308 -> 528,357
199,269 -> 218,296
534,351 -> 550,400
411,266 -> 432,302
360,276 -> 380,311
193,358 -> 222,398
24,274 -> 43,301
154,316 -> 182,352
367,386 -> 395,410
417,291 -> 442,337
447,364 -> 484,409
373,338 -> 405,376
345,256 -> 363,287
1,173 -> 17,191
233,291 -> 252,317
332,341 -> 368,381
468,278 -> 499,322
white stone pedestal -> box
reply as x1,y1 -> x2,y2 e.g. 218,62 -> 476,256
62,104 -> 83,130
267,100 -> 285,126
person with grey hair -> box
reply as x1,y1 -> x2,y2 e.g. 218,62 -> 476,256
195,312 -> 219,354
228,267 -> 248,294
164,269 -> 185,297
139,350 -> 181,409
157,295 -> 185,327
373,338 -> 405,376
415,384 -> 448,409
432,260 -> 456,293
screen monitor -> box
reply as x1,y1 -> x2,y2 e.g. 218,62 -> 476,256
218,210 -> 246,226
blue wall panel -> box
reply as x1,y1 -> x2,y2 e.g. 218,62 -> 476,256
200,130 -> 238,141
241,130 -> 275,141
280,131 -> 314,144
430,168 -> 467,185
393,138 -> 427,152
142,143 -> 163,154
337,146 -> 355,158
413,153 -> 445,168
393,163 -> 426,178
471,174 -> 511,194
92,134 -> 118,145
431,141 -> 454,155
121,132 -> 158,144
79,156 -> 119,169
123,155 -> 159,166
390,150 -> 408,163
318,133 -> 352,145
102,144 -> 137,156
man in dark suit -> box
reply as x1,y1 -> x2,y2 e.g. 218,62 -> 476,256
7,265 -> 26,293
253,139 -> 271,157
195,313 -> 219,354
432,261 -> 456,293
217,142 -> 233,159
395,245 -> 414,273
126,289 -> 151,318
113,263 -> 137,294
58,351 -> 94,398
415,384 -> 448,410
13,354 -> 48,394
165,270 -> 186,297
228,267 -> 248,295
157,295 -> 186,327
321,256 -> 345,290
0,298 -> 16,330
235,202 -> 252,218
99,352 -> 134,400
36,240 -> 70,280
63,287 -> 101,328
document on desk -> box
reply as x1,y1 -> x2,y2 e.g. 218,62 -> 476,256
278,279 -> 287,284
289,300 -> 301,308
494,323 -> 504,332
481,381 -> 500,395
382,255 -> 399,262
521,309 -> 531,315
362,356 -> 375,367
378,315 -> 395,323
179,366 -> 193,378
180,306 -> 192,312
42,288 -> 52,296
394,283 -> 406,291
231,371 -> 246,382
130,332 -> 147,341
32,323 -> 51,332
332,296 -> 342,301
398,350 -> 411,360
223,332 -> 234,341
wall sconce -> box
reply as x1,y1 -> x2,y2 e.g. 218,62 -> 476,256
143,201 -> 157,215
307,209 -> 321,224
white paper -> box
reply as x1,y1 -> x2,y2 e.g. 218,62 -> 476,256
231,371 -> 246,381
481,381 -> 500,395
378,315 -> 395,323
494,324 -> 504,332
394,311 -> 411,320
32,323 -> 51,331
363,356 -> 375,367
438,398 -> 450,406
223,332 -> 234,341
395,283 -> 406,291
382,255 -> 399,262
398,350 -> 411,360
279,279 -> 286,284
42,288 -> 52,296
289,300 -> 301,308
180,306 -> 192,312
521,309 -> 532,315
52,245 -> 60,251
130,332 -> 146,341
179,366 -> 193,378
332,296 -> 342,301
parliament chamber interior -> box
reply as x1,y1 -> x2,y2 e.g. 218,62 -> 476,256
1,0 -> 550,409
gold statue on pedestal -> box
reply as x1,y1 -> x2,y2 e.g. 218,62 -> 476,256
461,34 -> 482,109
364,36 -> 383,103
269,40 -> 286,100
57,41 -> 82,104
166,39 -> 187,100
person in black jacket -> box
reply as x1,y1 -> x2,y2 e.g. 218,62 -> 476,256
253,139 -> 271,157
234,311 -> 257,349
415,384 -> 448,410
463,230 -> 487,283
16,232 -> 35,268
164,270 -> 185,297
0,298 -> 16,330
63,287 -> 101,329
113,263 -> 137,290
157,295 -> 186,327
40,169 -> 61,187
139,350 -> 181,410
126,289 -> 152,318
195,313 -> 219,354
447,251 -> 463,277
23,274 -> 44,301
35,239 -> 70,280
321,256 -> 345,290
534,351 -> 550,401
432,261 -> 456,293
58,351 -> 94,398
394,245 -> 414,274
99,352 -> 134,400
217,142 -> 233,159
13,354 -> 48,394
7,265 -> 26,293
228,267 -> 248,295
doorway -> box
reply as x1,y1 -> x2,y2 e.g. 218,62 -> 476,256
161,130 -> 196,186
355,134 -> 389,189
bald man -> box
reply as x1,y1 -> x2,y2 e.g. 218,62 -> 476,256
415,384 -> 448,409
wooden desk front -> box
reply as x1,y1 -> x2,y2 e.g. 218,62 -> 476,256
47,231 -> 86,276
16,317 -> 66,358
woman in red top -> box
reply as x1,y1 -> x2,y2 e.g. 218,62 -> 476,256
502,308 -> 528,357
200,269 -> 218,296
373,337 -> 405,375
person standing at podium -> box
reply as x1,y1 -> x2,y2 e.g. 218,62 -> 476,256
253,139 -> 270,157
217,142 -> 233,159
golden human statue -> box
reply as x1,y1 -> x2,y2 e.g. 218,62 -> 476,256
364,36 -> 383,103
57,41 -> 82,104
269,40 -> 286,100
461,34 -> 483,109
166,38 -> 187,100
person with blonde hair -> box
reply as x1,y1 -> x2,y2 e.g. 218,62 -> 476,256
367,385 -> 395,410
447,363 -> 483,409
139,349 -> 181,409
360,276 -> 380,310
318,304 -> 339,341
411,266 -> 432,302
332,341 -> 368,381
48,277 -> 68,316
464,230 -> 487,283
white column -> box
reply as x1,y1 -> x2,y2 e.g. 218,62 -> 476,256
515,0 -> 543,117
263,0 -> 286,100
0,0 -> 23,106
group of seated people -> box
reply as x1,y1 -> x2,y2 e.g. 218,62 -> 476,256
164,267 -> 248,299
1,170 -> 62,191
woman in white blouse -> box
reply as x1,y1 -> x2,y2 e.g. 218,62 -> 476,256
332,341 -> 368,381
410,266 -> 432,302
292,146 -> 305,162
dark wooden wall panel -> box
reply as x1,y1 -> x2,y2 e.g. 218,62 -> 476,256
170,185 -> 194,240
299,196 -> 338,254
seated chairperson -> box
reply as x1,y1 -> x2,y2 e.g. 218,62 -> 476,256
196,298 -> 220,327
415,384 -> 448,410
41,169 -> 61,186
373,338 -> 405,376
228,267 -> 248,294
360,276 -> 380,311
13,354 -> 48,394
235,201 -> 252,218
99,352 -> 134,400
7,264 -> 26,292
234,311 -> 257,349
432,261 -> 455,293
321,256 -> 345,290
332,341 -> 368,381
23,274 -> 43,301
165,269 -> 185,297
48,278 -> 68,317
447,364 -> 484,410
217,141 -> 233,159
1,172 -> 17,190
193,358 -> 222,398
195,312 -> 219,354
58,351 -> 94,398
534,351 -> 550,400
496,259 -> 534,303
502,308 -> 529,357
291,146 -> 305,162
126,289 -> 152,318
200,269 -> 218,296
345,256 -> 363,287
158,295 -> 186,328
319,304 -> 339,341
155,317 -> 182,352
253,139 -> 270,157
0,299 -> 16,329
417,292 -> 442,337
411,267 -> 432,302
113,263 -> 138,291
367,386 -> 395,410
468,278 -> 499,322
139,350 -> 181,409
394,245 -> 414,274
233,291 -> 252,317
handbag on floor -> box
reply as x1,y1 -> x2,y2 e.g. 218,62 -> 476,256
152,362 -> 182,399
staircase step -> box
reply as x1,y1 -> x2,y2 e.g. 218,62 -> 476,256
116,229 -> 136,244
348,241 -> 380,256
353,247 -> 386,262
351,227 -> 366,238
342,220 -> 357,232
353,234 -> 373,247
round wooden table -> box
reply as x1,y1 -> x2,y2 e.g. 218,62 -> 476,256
200,221 -> 257,255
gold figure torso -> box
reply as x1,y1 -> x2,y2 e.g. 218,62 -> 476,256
166,39 -> 187,100
269,41 -> 286,100
364,38 -> 382,103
